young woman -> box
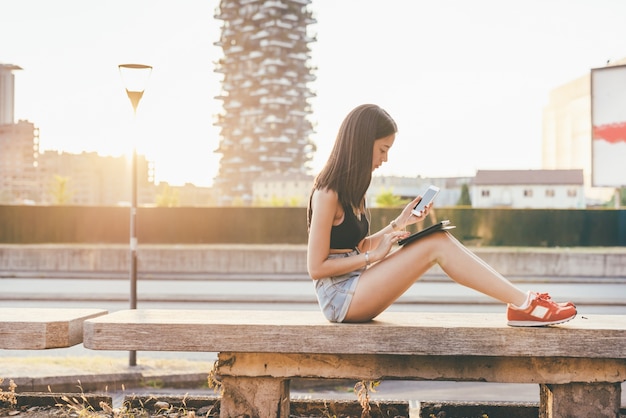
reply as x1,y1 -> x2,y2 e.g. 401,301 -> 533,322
307,104 -> 576,326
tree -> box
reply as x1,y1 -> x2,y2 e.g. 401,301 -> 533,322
456,183 -> 472,206
375,188 -> 408,208
155,184 -> 180,207
601,187 -> 626,208
49,175 -> 72,205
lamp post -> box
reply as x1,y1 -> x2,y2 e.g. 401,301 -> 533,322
119,63 -> 152,366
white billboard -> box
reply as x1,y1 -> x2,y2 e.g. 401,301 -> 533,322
591,64 -> 626,187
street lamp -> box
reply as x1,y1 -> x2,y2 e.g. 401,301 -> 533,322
119,63 -> 152,366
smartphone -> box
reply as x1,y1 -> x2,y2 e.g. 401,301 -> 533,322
411,185 -> 440,216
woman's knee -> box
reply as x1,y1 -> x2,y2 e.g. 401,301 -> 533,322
418,231 -> 455,265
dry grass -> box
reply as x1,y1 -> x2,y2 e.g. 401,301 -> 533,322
1,380 -> 213,418
0,378 -> 17,408
2,375 -> 387,418
354,380 -> 380,418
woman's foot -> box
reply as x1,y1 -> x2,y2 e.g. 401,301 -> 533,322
507,292 -> 577,326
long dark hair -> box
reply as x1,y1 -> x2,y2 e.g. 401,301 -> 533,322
308,104 -> 397,227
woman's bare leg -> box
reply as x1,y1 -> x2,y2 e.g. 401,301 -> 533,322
345,232 -> 528,322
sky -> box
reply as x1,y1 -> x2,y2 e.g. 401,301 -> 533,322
2,0 -> 626,187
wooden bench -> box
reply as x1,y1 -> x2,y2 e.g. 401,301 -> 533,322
83,309 -> 626,418
0,308 -> 107,349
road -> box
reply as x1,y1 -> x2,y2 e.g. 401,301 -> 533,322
2,273 -> 625,311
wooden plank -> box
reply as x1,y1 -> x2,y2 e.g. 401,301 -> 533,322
220,376 -> 289,418
0,308 -> 108,349
83,309 -> 626,359
540,382 -> 622,418
216,352 -> 626,384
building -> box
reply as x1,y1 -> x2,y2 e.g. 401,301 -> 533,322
213,0 -> 317,205
252,172 -> 313,206
471,169 -> 585,209
36,150 -> 154,206
542,57 -> 626,204
369,176 -> 472,208
1,63 -> 215,206
0,64 -> 40,204
250,173 -> 472,208
0,64 -> 22,125
0,120 -> 40,204
157,182 -> 218,207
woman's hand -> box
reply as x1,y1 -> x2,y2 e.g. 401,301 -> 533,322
394,196 -> 432,229
371,230 -> 410,263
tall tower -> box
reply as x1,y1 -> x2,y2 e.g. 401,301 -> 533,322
0,64 -> 23,125
213,0 -> 317,205
0,64 -> 39,204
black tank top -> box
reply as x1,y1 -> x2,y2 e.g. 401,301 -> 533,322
330,204 -> 369,250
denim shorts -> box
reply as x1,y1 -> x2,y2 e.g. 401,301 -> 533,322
314,250 -> 364,323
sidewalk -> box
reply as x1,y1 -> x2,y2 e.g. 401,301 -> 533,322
1,355 -> 213,394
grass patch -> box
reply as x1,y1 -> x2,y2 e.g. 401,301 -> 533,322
0,378 -> 17,407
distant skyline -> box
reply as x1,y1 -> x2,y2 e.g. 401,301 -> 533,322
2,0 -> 626,187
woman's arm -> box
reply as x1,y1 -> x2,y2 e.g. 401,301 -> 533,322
307,189 -> 372,280
357,196 -> 429,261
308,192 -> 431,279
358,196 -> 433,263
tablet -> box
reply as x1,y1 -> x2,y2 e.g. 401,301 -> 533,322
398,220 -> 456,246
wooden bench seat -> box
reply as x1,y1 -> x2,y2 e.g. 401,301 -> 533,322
0,308 -> 107,349
83,309 -> 626,418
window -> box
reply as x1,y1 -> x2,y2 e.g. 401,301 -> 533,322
524,189 -> 533,197
545,189 -> 555,197
567,189 -> 577,197
481,189 -> 490,197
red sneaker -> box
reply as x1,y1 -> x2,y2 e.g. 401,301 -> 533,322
507,292 -> 577,327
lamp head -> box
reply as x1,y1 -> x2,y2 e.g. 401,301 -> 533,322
118,64 -> 152,114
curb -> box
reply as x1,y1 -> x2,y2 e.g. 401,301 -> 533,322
8,372 -> 208,394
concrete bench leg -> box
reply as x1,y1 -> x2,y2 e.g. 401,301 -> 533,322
539,382 -> 621,418
220,376 -> 290,418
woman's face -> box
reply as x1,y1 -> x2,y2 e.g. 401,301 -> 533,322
371,134 -> 395,171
